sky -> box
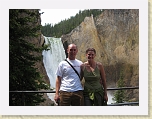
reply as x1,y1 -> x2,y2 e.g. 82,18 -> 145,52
40,9 -> 85,26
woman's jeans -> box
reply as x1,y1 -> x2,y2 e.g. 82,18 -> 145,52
59,90 -> 84,106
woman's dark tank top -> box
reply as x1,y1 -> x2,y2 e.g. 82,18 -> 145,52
83,63 -> 101,90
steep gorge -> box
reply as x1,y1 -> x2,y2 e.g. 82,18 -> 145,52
62,9 -> 139,101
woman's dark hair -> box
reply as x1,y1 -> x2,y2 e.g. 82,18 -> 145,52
86,48 -> 96,54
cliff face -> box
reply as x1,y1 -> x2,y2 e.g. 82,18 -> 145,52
62,9 -> 139,101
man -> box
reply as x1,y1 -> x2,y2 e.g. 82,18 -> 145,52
54,44 -> 84,106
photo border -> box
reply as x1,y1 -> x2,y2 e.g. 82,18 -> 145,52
0,0 -> 150,118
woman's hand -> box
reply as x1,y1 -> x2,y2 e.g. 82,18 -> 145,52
104,93 -> 108,102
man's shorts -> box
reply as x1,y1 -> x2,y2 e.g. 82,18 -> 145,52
59,90 -> 84,106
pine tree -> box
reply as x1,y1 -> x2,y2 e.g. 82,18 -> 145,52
41,9 -> 103,37
112,70 -> 125,103
9,9 -> 49,106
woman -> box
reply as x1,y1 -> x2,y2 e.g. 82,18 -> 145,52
80,48 -> 108,106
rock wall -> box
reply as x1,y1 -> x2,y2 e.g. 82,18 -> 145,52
62,9 -> 139,101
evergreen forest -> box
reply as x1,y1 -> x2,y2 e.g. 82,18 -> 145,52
41,9 -> 103,37
9,9 -> 49,106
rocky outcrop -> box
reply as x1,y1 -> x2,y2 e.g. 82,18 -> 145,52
62,9 -> 139,101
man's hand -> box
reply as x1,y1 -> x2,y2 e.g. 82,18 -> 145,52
54,94 -> 60,105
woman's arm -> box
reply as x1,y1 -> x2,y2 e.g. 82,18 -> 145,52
80,63 -> 85,87
98,62 -> 108,102
80,63 -> 85,81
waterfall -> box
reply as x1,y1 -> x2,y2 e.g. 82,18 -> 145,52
42,36 -> 66,105
107,91 -> 115,104
42,37 -> 66,89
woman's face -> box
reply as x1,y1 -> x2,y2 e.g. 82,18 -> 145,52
86,51 -> 96,61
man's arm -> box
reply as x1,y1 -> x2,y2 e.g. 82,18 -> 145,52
54,76 -> 61,102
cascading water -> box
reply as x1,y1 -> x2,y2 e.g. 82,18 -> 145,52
42,37 -> 66,104
42,37 -> 66,89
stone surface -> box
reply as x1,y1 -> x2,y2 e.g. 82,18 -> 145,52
62,9 -> 139,101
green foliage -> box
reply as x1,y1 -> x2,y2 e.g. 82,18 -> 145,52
9,9 -> 49,106
42,44 -> 50,51
41,9 -> 103,37
112,70 -> 125,103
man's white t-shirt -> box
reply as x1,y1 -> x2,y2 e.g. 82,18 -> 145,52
55,58 -> 83,92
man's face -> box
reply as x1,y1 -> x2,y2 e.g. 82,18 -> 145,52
67,44 -> 78,60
